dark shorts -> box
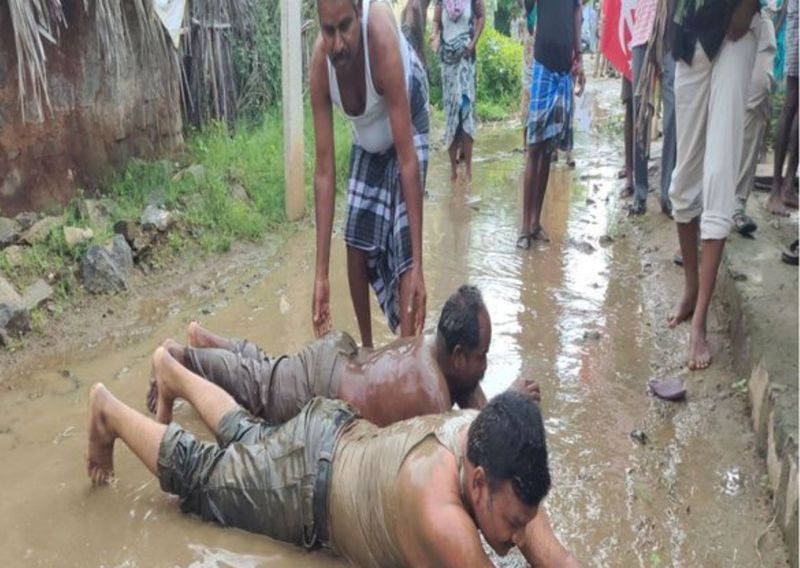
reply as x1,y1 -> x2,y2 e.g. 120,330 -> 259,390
157,397 -> 358,549
184,330 -> 358,425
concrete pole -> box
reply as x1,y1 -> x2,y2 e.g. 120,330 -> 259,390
281,0 -> 305,221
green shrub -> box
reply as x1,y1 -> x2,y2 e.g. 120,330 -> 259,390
475,28 -> 522,119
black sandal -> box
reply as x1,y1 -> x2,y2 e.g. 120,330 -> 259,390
781,240 -> 799,266
516,234 -> 531,250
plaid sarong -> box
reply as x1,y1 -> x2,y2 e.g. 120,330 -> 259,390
344,50 -> 429,332
440,33 -> 476,147
526,59 -> 573,152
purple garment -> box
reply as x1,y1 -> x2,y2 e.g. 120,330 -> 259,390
444,0 -> 468,21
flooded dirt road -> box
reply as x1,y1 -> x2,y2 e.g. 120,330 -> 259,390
0,79 -> 788,567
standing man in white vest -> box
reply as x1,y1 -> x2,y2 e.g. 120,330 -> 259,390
310,0 -> 429,349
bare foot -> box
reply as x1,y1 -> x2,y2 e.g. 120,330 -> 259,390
530,226 -> 551,243
153,347 -> 178,425
781,186 -> 799,209
767,192 -> 790,216
668,293 -> 696,328
146,339 -> 184,414
87,383 -> 117,485
687,326 -> 711,370
187,322 -> 229,349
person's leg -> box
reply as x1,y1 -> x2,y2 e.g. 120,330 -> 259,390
669,219 -> 700,328
462,133 -> 474,182
346,246 -> 373,348
782,112 -> 799,207
87,382 -> 168,485
660,52 -> 677,214
735,40 -> 773,229
448,132 -> 459,182
622,96 -> 634,196
690,22 -> 758,370
530,141 -> 553,241
153,346 -> 240,427
520,145 -> 536,248
769,76 -> 798,214
668,44 -> 711,328
631,45 -> 649,213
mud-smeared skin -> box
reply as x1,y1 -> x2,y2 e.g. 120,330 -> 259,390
0,79 -> 788,566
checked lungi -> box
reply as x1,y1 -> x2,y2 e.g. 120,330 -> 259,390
344,51 -> 429,332
526,59 -> 574,152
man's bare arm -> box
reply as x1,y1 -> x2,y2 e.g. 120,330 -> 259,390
309,39 -> 336,337
370,4 -> 427,334
518,506 -> 582,567
416,499 -> 495,567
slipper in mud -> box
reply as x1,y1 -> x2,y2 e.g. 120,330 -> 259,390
673,252 -> 684,267
648,377 -> 687,401
516,234 -> 531,250
781,240 -> 799,266
733,213 -> 757,236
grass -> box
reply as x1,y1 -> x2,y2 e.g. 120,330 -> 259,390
1,103 -> 351,322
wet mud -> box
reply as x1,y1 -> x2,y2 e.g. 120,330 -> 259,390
0,79 -> 788,567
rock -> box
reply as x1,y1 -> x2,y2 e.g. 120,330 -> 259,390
599,235 -> 614,247
583,330 -> 602,341
0,217 -> 21,247
574,240 -> 596,254
19,216 -> 63,245
113,220 -> 139,244
630,429 -> 648,445
81,235 -> 134,294
140,205 -> 173,232
731,271 -> 748,282
585,198 -> 596,205
22,279 -> 53,310
230,183 -> 251,203
14,212 -> 38,230
3,246 -> 25,267
0,328 -> 9,347
63,226 -> 94,248
79,199 -> 113,228
0,276 -> 30,336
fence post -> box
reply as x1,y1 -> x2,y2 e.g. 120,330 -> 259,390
281,0 -> 305,221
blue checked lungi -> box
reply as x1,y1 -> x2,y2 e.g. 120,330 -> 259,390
344,50 -> 429,332
527,59 -> 574,152
441,33 -> 477,148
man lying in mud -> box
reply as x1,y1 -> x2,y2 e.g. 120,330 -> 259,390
87,353 -> 580,566
147,285 -> 540,427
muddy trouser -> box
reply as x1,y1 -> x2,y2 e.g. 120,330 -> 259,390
158,397 -> 358,548
668,15 -> 758,239
183,330 -> 358,425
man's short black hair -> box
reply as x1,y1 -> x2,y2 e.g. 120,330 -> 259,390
466,391 -> 550,507
437,285 -> 485,354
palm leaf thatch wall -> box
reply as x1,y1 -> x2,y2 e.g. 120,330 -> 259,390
7,0 -> 179,124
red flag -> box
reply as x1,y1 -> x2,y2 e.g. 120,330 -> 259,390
600,0 -> 636,80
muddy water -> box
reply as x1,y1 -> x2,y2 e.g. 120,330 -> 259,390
0,79 -> 788,567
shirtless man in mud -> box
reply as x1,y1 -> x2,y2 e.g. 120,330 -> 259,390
87,353 -> 581,567
147,286 -> 540,427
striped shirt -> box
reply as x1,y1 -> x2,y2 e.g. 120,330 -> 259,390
631,0 -> 658,48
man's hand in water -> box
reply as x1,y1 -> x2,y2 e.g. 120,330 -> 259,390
312,276 -> 332,338
510,377 -> 542,403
